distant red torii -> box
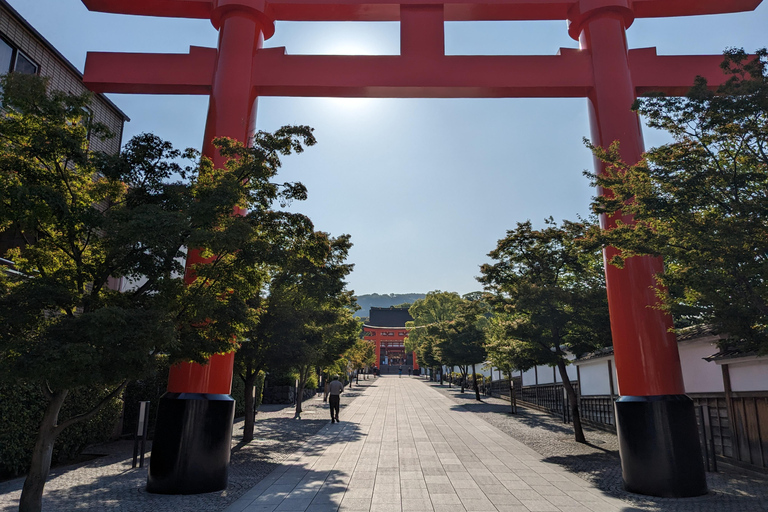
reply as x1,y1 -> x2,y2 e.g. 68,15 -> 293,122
80,0 -> 763,500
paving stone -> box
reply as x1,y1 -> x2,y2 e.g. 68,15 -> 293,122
3,376 -> 767,512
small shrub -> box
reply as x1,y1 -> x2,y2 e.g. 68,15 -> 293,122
121,357 -> 170,439
0,382 -> 122,478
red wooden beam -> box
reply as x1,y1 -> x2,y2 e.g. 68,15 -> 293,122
81,0 -> 762,23
249,47 -> 595,97
83,46 -> 734,99
84,46 -> 216,94
629,48 -> 729,96
81,0 -> 212,18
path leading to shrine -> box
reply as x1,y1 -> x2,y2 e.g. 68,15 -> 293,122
226,375 -> 626,512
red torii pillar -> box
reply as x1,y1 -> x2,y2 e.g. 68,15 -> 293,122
82,0 -> 763,498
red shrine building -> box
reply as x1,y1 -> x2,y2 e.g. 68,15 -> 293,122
363,307 -> 418,374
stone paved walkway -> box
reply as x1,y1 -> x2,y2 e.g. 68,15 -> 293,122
225,375 -> 628,512
428,382 -> 768,512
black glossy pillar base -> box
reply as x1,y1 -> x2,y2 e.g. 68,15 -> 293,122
615,395 -> 707,498
146,393 -> 235,494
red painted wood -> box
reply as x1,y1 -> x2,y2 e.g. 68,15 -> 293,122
82,0 -> 761,22
162,2 -> 271,395
167,352 -> 235,394
577,10 -> 684,396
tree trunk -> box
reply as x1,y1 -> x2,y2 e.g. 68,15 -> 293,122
242,366 -> 257,443
508,373 -> 516,414
556,359 -> 585,443
471,363 -> 481,401
19,389 -> 68,512
294,366 -> 309,419
439,368 -> 443,385
460,367 -> 466,393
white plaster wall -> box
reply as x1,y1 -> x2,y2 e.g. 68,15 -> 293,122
537,365 -> 556,385
554,353 -> 578,382
678,339 -> 724,393
579,359 -> 613,396
729,359 -> 768,392
522,367 -> 536,386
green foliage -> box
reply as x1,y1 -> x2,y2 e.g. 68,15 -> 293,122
430,299 -> 488,371
405,291 -> 463,353
231,370 -> 264,417
120,357 -> 169,438
231,371 -> 246,417
0,72 -> 318,504
345,338 -> 376,370
239,232 -> 358,379
416,336 -> 440,370
480,217 -> 612,368
485,314 -> 542,374
267,370 -> 300,387
585,48 -> 768,354
0,382 -> 121,478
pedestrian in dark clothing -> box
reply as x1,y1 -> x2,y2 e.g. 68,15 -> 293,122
328,375 -> 344,423
399,366 -> 402,378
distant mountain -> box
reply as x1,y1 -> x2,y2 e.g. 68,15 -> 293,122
353,293 -> 426,317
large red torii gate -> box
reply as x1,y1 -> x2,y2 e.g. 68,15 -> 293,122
82,0 -> 762,499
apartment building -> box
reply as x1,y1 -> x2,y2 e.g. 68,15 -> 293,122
0,0 -> 129,257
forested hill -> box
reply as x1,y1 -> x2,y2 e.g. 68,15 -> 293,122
353,293 -> 425,318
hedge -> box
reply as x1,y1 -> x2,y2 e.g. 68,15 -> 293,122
0,382 -> 122,478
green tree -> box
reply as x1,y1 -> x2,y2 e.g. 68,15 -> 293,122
432,298 -> 488,401
416,336 -> 441,382
242,233 -> 358,420
479,218 -> 612,443
586,48 -> 768,354
405,291 -> 463,353
405,291 -> 463,384
484,314 -> 540,414
345,338 -> 376,381
0,73 -> 315,512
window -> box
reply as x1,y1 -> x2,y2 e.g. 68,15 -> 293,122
0,40 -> 12,73
14,51 -> 38,74
0,35 -> 39,75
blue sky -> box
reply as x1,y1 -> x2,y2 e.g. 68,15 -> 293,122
10,1 -> 768,296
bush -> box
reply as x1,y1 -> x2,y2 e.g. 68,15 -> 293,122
266,371 -> 298,387
121,357 -> 170,439
231,370 -> 265,417
0,382 -> 122,478
305,373 -> 318,391
231,372 -> 246,417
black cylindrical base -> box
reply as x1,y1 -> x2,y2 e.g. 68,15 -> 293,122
615,394 -> 707,498
146,392 -> 235,494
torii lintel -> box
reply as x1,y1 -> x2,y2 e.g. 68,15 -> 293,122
83,46 -> 731,98
82,0 -> 762,23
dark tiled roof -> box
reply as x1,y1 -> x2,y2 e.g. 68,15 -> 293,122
368,307 -> 412,327
703,348 -> 750,362
574,346 -> 614,363
575,325 -> 726,363
676,324 -> 720,341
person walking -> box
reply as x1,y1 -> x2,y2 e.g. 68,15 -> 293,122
328,375 -> 344,423
399,366 -> 403,378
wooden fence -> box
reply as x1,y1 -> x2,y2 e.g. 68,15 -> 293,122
489,380 -> 767,471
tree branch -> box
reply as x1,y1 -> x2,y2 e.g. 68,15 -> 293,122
54,381 -> 128,434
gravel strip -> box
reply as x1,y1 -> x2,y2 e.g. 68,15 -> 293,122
0,378 -> 378,512
426,380 -> 768,512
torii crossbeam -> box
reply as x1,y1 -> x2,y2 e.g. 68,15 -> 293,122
81,0 -> 763,499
